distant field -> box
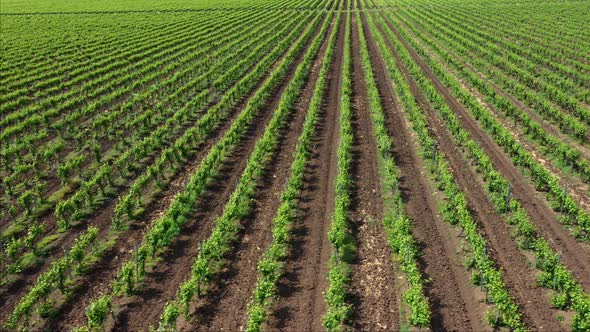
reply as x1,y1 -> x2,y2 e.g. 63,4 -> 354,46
0,0 -> 293,13
1,0 -> 589,331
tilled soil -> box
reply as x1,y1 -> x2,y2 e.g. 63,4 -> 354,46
380,11 -> 590,293
265,5 -> 346,331
348,12 -> 399,331
36,12 -> 328,331
360,6 -> 487,331
374,11 -> 565,330
184,12 -> 336,332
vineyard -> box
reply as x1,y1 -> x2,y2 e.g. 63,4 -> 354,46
1,0 -> 589,330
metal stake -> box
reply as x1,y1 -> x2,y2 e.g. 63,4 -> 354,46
135,245 -> 139,282
560,184 -> 567,215
505,184 -> 512,212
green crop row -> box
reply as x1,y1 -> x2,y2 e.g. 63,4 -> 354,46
158,11 -> 334,329
244,7 -> 341,332
355,9 -> 430,328
79,9 -> 327,330
365,6 -> 526,330
376,6 -> 590,329
3,2 -> 322,328
394,2 -> 590,139
322,9 -> 354,332
0,8 -> 304,279
5,227 -> 99,329
380,5 -> 590,239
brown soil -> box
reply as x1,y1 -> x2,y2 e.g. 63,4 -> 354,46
387,9 -> 590,214
0,9 -> 286,231
348,12 -> 399,331
23,13 -> 324,331
184,12 -> 336,332
265,6 -> 345,331
360,6 -> 488,331
92,12 -> 331,332
383,3 -> 590,157
0,9 -> 313,327
374,10 -> 565,330
378,10 -> 590,293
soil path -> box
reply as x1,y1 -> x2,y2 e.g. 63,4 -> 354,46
186,11 -> 336,332
373,10 -> 565,330
348,11 -> 399,331
378,9 -> 590,292
265,3 -> 346,330
360,6 -> 488,331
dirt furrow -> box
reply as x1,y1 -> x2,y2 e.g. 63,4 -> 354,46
440,58 -> 590,213
469,58 -> 590,160
378,11 -> 590,292
186,13 -> 336,332
1,46 -> 252,324
373,12 -> 565,331
0,182 -> 120,324
101,13 -> 332,332
391,14 -> 590,212
348,12 -> 399,331
33,13 -> 329,331
360,7 -> 487,331
265,7 -> 345,332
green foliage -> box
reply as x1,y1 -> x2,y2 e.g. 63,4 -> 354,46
6,227 -> 98,329
387,0 -> 590,238
376,3 -> 590,326
322,10 -> 355,331
366,10 -> 526,331
245,9 -> 341,331
158,10 -> 333,330
159,302 -> 180,331
86,295 -> 112,329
